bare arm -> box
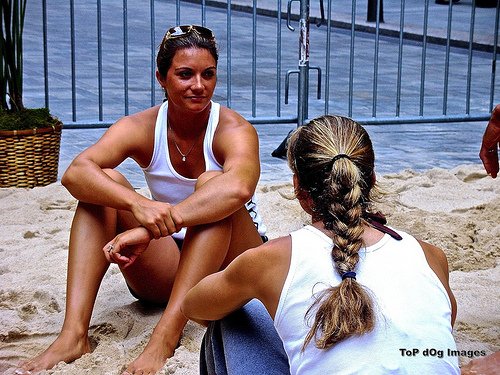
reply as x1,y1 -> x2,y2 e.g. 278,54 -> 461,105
62,109 -> 153,207
418,240 -> 457,327
182,236 -> 291,323
174,108 -> 261,228
479,104 -> 500,178
62,107 -> 180,238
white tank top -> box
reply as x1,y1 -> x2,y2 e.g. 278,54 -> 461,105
142,100 -> 266,240
274,225 -> 459,375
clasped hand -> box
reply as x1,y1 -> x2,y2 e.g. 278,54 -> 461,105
131,198 -> 183,239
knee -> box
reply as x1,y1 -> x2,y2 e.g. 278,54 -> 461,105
195,170 -> 223,190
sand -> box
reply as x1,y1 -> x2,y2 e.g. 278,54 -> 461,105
0,163 -> 498,374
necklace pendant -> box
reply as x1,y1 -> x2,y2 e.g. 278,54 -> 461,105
182,156 -> 186,162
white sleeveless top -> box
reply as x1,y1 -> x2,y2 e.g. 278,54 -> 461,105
274,225 -> 459,375
142,100 -> 266,240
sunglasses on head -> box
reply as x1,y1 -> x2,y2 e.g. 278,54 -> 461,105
163,25 -> 215,42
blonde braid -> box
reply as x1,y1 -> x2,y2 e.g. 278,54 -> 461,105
287,115 -> 376,351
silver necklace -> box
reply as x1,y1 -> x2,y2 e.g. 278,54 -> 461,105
168,122 -> 200,162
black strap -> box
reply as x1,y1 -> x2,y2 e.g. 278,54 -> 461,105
365,212 -> 403,241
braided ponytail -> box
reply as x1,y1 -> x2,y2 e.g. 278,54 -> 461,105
287,115 -> 376,350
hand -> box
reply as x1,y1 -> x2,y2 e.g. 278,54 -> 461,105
104,227 -> 152,268
131,197 -> 183,239
461,351 -> 500,375
479,104 -> 500,178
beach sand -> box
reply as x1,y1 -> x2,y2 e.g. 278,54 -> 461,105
0,164 -> 498,374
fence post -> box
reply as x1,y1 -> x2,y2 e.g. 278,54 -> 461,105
272,0 -> 310,158
297,0 -> 310,126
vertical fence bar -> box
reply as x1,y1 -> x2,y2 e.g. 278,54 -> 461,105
123,0 -> 129,115
70,0 -> 76,122
97,0 -> 103,120
324,0 -> 332,114
348,0 -> 356,117
226,0 -> 232,107
466,1 -> 476,115
176,0 -> 180,24
201,0 -> 206,25
150,0 -> 155,107
490,3 -> 499,111
31,0 -> 498,127
42,0 -> 49,109
371,0 -> 382,117
442,1 -> 453,115
297,0 -> 310,125
276,0 -> 282,116
419,0 -> 429,116
252,0 -> 257,117
395,0 -> 405,117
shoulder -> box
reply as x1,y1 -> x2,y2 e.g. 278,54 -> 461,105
227,236 -> 292,316
100,106 -> 160,149
113,105 -> 160,132
230,237 -> 291,275
94,105 -> 161,165
417,239 -> 449,274
227,236 -> 291,290
417,239 -> 457,325
252,236 -> 292,266
216,105 -> 256,135
212,105 -> 259,165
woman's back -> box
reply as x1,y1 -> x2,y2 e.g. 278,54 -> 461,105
182,115 -> 461,375
274,225 -> 460,375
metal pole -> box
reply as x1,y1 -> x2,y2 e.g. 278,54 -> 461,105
227,0 -> 232,108
490,2 -> 499,112
42,0 -> 49,110
297,0 -> 310,126
252,0 -> 257,117
97,0 -> 103,120
150,0 -> 155,107
272,0 -> 310,159
70,0 -> 76,122
123,0 -> 129,115
277,0 -> 283,117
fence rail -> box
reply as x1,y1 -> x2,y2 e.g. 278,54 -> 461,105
22,0 -> 499,128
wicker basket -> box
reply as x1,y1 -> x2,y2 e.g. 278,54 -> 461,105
0,123 -> 63,188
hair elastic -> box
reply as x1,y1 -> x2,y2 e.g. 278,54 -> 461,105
331,153 -> 351,164
341,271 -> 357,280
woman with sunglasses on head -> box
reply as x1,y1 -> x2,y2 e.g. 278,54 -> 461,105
16,25 -> 269,375
183,115 -> 461,374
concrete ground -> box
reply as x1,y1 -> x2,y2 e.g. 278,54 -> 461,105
21,0 -> 498,187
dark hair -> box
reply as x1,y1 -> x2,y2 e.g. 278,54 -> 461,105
287,115 -> 376,350
156,26 -> 219,78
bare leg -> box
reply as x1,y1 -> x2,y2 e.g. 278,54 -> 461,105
123,173 -> 263,375
16,201 -> 116,373
16,170 -> 179,373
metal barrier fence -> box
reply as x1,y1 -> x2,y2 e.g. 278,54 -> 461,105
22,0 -> 499,128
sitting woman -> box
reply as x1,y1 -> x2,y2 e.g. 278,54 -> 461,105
17,25 -> 267,375
182,115 -> 460,374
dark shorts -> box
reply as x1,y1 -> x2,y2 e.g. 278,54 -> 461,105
126,234 -> 268,300
173,235 -> 267,248
126,236 -> 183,302
173,236 -> 184,250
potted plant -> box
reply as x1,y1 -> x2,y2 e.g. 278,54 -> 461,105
0,0 -> 62,188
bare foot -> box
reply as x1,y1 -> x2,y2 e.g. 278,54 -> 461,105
15,330 -> 91,374
122,329 -> 181,375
